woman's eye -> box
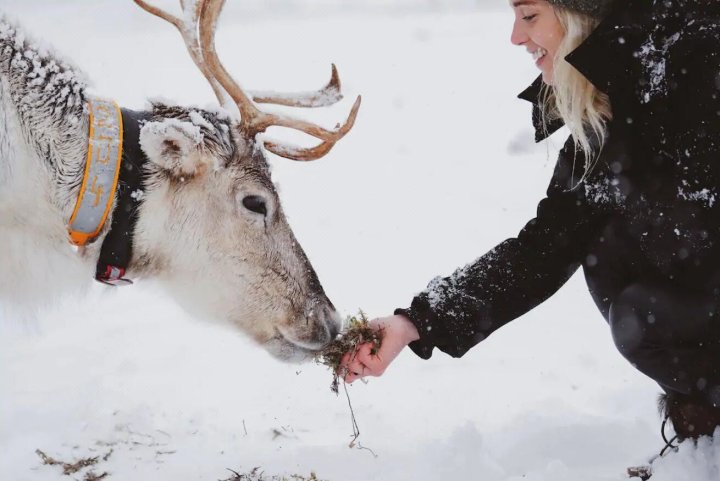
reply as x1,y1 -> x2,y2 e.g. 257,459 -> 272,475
523,14 -> 537,21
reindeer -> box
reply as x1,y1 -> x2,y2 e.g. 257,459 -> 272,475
0,0 -> 360,362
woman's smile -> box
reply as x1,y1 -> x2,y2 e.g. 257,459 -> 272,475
531,47 -> 548,66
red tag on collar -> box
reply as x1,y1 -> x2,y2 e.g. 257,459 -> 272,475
96,265 -> 133,286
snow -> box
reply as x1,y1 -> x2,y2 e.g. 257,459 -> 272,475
636,30 -> 680,105
130,189 -> 145,202
677,184 -> 717,208
188,110 -> 215,132
142,117 -> 203,145
585,176 -> 626,207
2,2 -> 719,481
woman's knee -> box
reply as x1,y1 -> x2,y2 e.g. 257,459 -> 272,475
609,282 -> 718,360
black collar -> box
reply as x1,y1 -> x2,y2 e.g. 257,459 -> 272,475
95,108 -> 151,285
517,76 -> 564,142
517,0 -> 650,141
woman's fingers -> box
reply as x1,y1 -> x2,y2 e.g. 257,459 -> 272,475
339,347 -> 367,383
342,362 -> 365,383
338,314 -> 419,385
344,368 -> 363,384
355,343 -> 385,375
339,343 -> 384,384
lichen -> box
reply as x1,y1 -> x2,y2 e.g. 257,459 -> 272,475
314,311 -> 382,394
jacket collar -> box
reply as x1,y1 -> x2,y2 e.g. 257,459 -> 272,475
518,0 -> 650,141
517,76 -> 563,142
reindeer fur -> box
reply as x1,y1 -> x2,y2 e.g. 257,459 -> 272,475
0,15 -> 340,361
0,16 -> 93,309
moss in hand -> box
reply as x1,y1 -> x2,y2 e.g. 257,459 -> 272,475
314,310 -> 383,393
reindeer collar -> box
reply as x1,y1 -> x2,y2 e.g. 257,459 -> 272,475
68,98 -> 150,286
68,98 -> 124,247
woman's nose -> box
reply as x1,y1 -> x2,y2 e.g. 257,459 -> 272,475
510,19 -> 527,46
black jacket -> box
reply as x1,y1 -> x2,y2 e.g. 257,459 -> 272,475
400,0 -> 720,359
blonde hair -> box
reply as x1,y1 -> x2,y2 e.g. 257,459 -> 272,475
540,6 -> 612,175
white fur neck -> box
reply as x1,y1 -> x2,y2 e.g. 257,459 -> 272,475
0,16 -> 98,310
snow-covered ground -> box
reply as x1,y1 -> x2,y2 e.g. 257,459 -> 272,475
2,2 -> 719,480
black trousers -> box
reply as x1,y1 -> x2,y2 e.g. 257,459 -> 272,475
609,283 -> 720,406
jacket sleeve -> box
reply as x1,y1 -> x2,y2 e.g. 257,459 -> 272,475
397,137 -> 599,359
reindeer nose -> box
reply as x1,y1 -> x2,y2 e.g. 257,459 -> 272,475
323,306 -> 341,341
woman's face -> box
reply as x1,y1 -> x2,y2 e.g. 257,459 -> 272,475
509,0 -> 565,85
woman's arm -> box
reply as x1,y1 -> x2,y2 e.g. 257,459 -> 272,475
400,136 -> 599,359
341,136 -> 600,381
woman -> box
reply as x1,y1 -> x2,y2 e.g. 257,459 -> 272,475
342,0 -> 720,442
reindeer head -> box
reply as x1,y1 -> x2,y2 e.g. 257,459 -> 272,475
131,0 -> 360,362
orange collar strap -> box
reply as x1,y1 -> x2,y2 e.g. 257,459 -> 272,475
68,98 -> 124,246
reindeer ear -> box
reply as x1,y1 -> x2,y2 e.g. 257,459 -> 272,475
139,119 -> 209,178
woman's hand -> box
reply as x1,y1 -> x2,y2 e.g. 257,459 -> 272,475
339,314 -> 420,384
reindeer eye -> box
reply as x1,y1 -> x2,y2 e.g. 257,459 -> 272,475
242,195 -> 268,216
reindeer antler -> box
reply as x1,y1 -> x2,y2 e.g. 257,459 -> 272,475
250,64 -> 344,108
133,0 -> 227,104
133,0 -> 361,161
